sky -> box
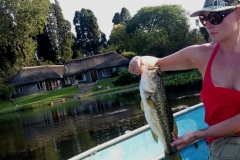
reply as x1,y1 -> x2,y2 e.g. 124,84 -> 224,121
51,0 -> 205,39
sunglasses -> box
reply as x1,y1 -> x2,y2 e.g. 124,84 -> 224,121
199,8 -> 237,26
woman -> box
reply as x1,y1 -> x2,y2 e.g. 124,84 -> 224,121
128,0 -> 240,159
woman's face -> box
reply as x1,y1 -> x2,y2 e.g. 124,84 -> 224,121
203,9 -> 239,43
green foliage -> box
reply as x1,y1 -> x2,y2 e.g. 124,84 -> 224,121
199,27 -> 210,43
121,52 -> 137,59
38,1 -> 73,64
0,83 -> 14,101
130,27 -> 169,57
112,7 -> 131,25
0,0 -> 50,65
73,8 -> 106,56
112,13 -> 121,25
163,70 -> 202,86
112,69 -> 140,86
120,7 -> 131,25
126,5 -> 204,57
108,24 -> 131,51
99,45 -> 118,53
53,1 -> 73,64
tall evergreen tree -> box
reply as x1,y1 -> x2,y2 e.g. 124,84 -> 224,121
120,7 -> 131,25
71,33 -> 82,59
112,13 -> 121,25
112,7 -> 131,25
73,8 -> 105,56
53,0 -> 72,64
37,0 -> 73,64
37,3 -> 58,64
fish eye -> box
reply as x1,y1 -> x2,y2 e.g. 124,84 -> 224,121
157,71 -> 161,76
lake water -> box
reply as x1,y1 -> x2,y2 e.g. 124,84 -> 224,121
0,88 -> 201,160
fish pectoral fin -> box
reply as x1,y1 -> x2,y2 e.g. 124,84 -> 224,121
151,130 -> 158,143
140,100 -> 144,112
172,119 -> 178,136
146,98 -> 155,108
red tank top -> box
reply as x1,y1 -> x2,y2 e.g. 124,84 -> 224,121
200,43 -> 240,143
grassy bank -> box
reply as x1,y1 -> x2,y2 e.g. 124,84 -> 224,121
0,86 -> 79,115
0,69 -> 202,115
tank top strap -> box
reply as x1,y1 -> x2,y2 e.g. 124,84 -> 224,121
203,43 -> 220,88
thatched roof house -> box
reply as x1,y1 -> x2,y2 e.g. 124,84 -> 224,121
64,52 -> 130,77
12,65 -> 65,85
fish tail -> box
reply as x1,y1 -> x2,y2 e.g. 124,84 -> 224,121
165,152 -> 182,160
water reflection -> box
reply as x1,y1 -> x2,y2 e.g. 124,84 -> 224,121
0,88 -> 201,160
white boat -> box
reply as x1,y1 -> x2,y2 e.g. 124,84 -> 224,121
69,103 -> 209,160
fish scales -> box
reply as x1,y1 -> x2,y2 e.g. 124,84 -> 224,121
140,66 -> 182,160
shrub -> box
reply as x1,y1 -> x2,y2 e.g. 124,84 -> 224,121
0,83 -> 14,101
112,69 -> 140,86
121,52 -> 137,60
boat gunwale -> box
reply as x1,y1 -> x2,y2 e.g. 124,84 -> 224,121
68,103 -> 204,160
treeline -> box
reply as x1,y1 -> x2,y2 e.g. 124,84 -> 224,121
0,0 -> 209,101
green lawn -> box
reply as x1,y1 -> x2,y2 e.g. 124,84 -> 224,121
0,86 -> 79,115
80,77 -> 139,99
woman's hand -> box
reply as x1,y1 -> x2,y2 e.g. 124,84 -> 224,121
128,56 -> 159,75
171,132 -> 197,150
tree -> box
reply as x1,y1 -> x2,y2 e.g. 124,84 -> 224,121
120,7 -> 131,25
0,0 -> 50,66
108,24 -> 131,52
130,26 -> 169,57
37,1 -> 72,64
35,4 -> 57,64
126,5 -> 203,56
112,13 -> 121,25
73,8 -> 106,56
196,19 -> 210,43
53,0 -> 72,64
71,33 -> 83,59
112,7 -> 131,25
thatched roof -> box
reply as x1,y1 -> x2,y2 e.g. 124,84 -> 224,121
64,52 -> 130,77
11,65 -> 65,85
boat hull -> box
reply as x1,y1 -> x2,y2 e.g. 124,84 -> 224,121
69,103 -> 209,160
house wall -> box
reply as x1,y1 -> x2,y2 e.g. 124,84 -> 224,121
97,65 -> 127,80
85,72 -> 92,83
12,83 -> 47,98
13,79 -> 62,98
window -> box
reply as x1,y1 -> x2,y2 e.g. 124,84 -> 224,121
75,74 -> 86,82
118,66 -> 126,71
14,86 -> 23,95
102,68 -> 113,77
64,77 -> 71,85
52,79 -> 59,87
37,82 -> 45,90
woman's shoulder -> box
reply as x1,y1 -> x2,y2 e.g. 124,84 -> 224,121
187,42 -> 216,52
184,43 -> 217,72
184,43 -> 217,60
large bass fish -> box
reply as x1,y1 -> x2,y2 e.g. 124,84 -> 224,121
139,66 -> 181,160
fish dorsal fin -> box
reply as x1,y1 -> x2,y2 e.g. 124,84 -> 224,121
151,130 -> 158,143
146,98 -> 155,108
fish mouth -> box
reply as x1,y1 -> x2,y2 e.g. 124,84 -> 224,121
144,90 -> 154,95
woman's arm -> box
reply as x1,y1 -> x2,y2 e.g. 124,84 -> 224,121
171,114 -> 240,150
128,44 -> 206,75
